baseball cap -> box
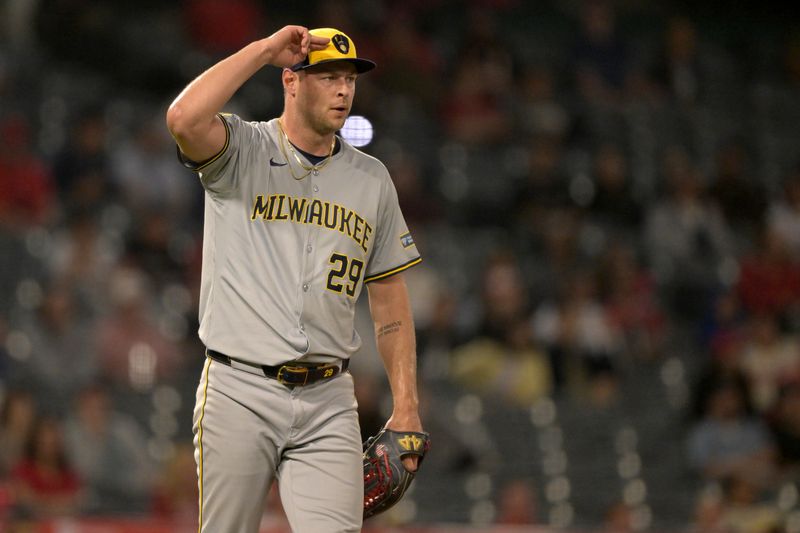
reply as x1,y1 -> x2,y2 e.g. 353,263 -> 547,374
290,28 -> 376,73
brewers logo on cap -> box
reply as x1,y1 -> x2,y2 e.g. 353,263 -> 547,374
291,28 -> 376,73
332,34 -> 350,54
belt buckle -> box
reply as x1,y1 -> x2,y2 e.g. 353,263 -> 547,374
277,365 -> 308,386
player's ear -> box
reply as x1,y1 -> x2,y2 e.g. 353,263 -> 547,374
282,68 -> 299,96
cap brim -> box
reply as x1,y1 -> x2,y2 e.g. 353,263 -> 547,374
291,57 -> 376,74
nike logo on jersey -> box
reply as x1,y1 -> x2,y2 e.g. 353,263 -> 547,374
269,158 -> 287,167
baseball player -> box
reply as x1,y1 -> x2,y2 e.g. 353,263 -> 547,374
166,25 -> 424,532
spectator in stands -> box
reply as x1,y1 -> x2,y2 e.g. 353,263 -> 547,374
515,63 -> 570,139
585,142 -> 643,234
687,377 -> 776,488
0,389 -> 36,477
598,241 -> 666,361
440,8 -> 515,146
386,150 -> 443,230
494,477 -> 539,525
648,16 -> 705,105
440,56 -> 513,146
767,168 -> 800,261
532,267 -> 621,392
123,210 -> 190,290
707,138 -> 768,244
715,474 -> 782,533
0,113 -> 54,228
450,317 -> 552,407
93,266 -> 183,391
514,136 -> 573,220
736,226 -> 800,321
472,250 -> 532,343
416,289 -> 464,378
689,352 -> 753,423
369,11 -> 443,112
524,208 -> 588,304
451,251 -> 552,406
699,288 -> 748,360
63,382 -> 154,514
46,210 -> 119,315
9,416 -> 83,519
512,135 -> 572,235
644,146 -> 733,321
110,114 -> 198,221
16,283 -> 97,410
570,0 -> 631,103
457,4 -> 516,100
51,110 -> 115,216
737,311 -> 800,413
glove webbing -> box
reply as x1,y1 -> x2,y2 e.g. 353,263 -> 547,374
364,453 -> 392,513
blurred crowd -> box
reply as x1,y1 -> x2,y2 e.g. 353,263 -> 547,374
2,0 -> 800,531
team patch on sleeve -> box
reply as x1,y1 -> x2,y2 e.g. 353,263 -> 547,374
400,232 -> 415,249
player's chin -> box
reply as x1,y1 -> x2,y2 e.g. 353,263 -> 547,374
327,120 -> 346,135
329,110 -> 349,129
316,111 -> 347,136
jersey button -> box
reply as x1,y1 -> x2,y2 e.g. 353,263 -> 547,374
302,283 -> 309,292
307,245 -> 312,253
313,185 -> 319,193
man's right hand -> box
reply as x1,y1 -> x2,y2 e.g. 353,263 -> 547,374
264,26 -> 330,68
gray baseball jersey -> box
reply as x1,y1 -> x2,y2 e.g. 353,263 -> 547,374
188,113 -> 421,366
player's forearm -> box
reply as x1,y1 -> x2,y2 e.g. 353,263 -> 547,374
376,317 -> 420,418
369,276 -> 421,425
167,39 -> 273,137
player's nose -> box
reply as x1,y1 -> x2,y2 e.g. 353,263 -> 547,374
334,77 -> 354,97
335,83 -> 351,98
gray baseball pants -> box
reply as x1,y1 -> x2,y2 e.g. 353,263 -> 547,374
193,356 -> 363,532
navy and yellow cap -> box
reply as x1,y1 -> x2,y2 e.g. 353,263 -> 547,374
290,28 -> 376,73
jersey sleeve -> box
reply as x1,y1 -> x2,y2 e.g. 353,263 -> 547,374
363,170 -> 421,283
177,113 -> 254,194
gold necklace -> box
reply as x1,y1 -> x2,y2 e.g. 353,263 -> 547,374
276,119 -> 335,181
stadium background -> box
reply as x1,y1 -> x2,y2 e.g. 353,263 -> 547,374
2,0 -> 800,531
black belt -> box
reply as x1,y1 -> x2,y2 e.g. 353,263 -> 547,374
206,349 -> 349,386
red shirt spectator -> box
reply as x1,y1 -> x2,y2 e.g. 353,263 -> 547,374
0,115 -> 54,227
11,460 -> 80,498
9,416 -> 83,518
184,0 -> 264,54
600,243 -> 666,359
737,228 -> 800,317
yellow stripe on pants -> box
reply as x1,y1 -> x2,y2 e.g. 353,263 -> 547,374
196,358 -> 212,533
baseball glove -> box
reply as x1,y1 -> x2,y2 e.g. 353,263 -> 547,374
363,428 -> 431,519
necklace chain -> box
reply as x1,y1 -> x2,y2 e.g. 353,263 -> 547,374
276,119 -> 335,181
